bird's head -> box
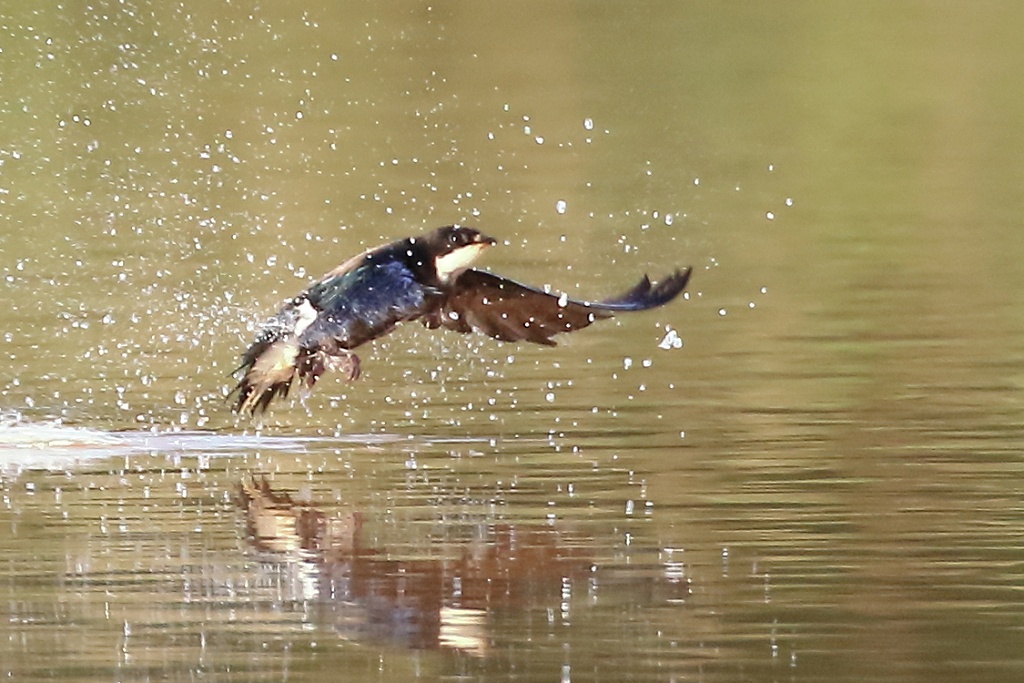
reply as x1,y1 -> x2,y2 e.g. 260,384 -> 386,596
423,225 -> 497,282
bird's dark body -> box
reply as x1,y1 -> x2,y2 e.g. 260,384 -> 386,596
231,226 -> 691,415
303,252 -> 437,350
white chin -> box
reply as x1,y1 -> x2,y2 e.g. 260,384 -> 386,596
435,243 -> 488,282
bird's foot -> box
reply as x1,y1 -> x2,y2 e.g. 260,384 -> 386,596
301,351 -> 360,389
327,353 -> 360,381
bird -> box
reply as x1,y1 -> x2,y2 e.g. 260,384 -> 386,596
231,225 -> 691,415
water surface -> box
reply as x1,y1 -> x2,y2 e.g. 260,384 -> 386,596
2,2 -> 1023,681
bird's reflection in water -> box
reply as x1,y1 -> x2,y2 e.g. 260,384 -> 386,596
236,476 -> 591,655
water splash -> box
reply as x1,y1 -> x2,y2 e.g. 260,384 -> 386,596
0,410 -> 399,473
658,328 -> 683,350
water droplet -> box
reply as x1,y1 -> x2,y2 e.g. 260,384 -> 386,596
658,329 -> 683,350
583,117 -> 594,130
555,199 -> 567,214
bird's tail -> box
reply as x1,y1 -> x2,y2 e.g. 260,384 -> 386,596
230,339 -> 309,416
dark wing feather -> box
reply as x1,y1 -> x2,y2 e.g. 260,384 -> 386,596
301,259 -> 433,350
595,268 -> 693,309
431,267 -> 691,346
230,259 -> 434,415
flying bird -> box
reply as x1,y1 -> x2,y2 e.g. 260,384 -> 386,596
231,226 -> 691,414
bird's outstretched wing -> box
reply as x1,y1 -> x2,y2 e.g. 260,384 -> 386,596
428,267 -> 691,346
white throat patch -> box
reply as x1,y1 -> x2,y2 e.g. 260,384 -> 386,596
292,298 -> 318,336
434,243 -> 489,283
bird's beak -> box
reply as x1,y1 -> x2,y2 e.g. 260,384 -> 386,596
477,233 -> 498,247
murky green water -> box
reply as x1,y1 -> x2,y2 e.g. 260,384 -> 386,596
2,2 -> 1023,681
